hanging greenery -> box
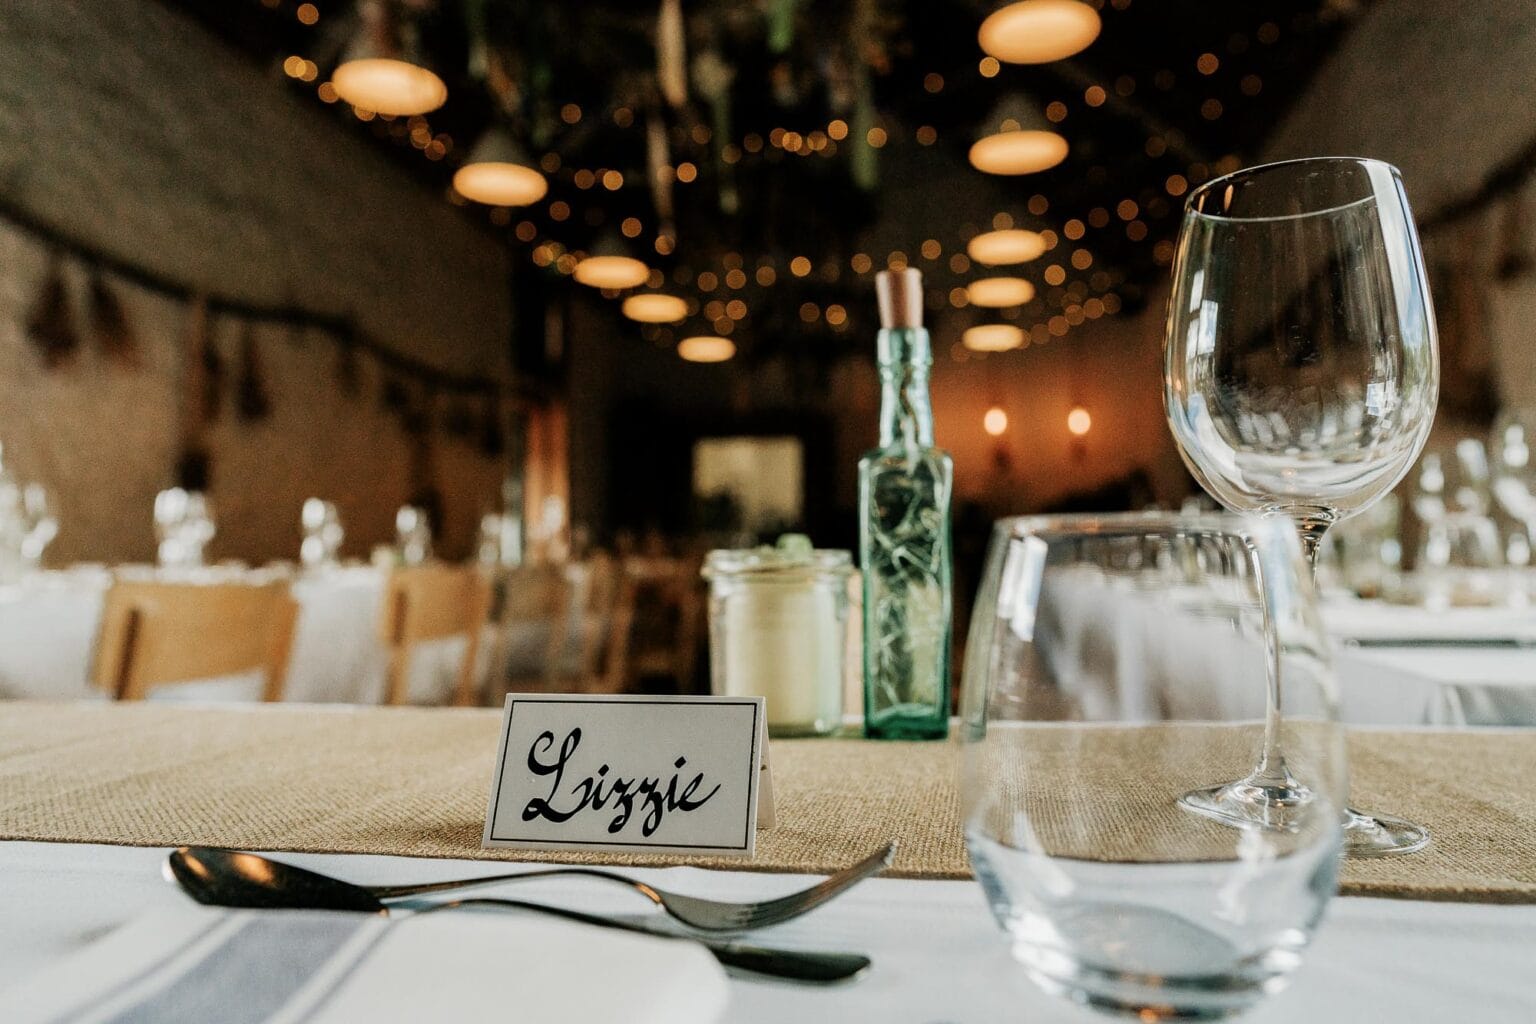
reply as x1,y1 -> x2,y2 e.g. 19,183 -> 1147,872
26,256 -> 78,368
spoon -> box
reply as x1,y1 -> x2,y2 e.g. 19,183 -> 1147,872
165,848 -> 872,984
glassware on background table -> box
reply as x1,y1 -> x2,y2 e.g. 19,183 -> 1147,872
154,488 -> 216,570
395,506 -> 432,566
300,498 -> 344,570
962,513 -> 1344,1020
1164,156 -> 1437,857
703,535 -> 854,737
18,483 -> 58,570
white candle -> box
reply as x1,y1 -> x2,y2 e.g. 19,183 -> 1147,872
704,543 -> 851,736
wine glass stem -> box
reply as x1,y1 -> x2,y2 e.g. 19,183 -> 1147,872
1253,515 -> 1331,785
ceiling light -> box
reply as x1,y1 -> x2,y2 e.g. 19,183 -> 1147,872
968,229 -> 1048,265
962,324 -> 1025,352
968,277 -> 1037,307
979,1 -> 1101,65
574,234 -> 650,289
331,1 -> 446,116
970,130 -> 1068,175
621,294 -> 689,323
452,127 -> 548,206
678,336 -> 736,362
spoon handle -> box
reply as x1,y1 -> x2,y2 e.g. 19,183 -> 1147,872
424,897 -> 870,983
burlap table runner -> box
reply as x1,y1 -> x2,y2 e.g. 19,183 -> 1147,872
0,702 -> 1531,902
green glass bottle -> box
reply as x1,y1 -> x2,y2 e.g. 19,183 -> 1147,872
859,267 -> 953,740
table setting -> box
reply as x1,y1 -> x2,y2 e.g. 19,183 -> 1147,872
6,1 -> 1536,1021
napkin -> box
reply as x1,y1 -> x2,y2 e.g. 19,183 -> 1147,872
0,905 -> 729,1024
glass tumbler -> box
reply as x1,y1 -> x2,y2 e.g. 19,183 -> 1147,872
962,512 -> 1345,1020
704,538 -> 854,737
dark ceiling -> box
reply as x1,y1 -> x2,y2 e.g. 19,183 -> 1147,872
170,0 -> 1364,359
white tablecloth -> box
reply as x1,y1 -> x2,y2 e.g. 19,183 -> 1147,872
0,568 -> 474,705
0,840 -> 1530,1022
1033,575 -> 1536,728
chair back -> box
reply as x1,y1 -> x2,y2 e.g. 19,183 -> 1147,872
379,564 -> 492,706
93,579 -> 298,701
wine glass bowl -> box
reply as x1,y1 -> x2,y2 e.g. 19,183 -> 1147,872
1164,157 -> 1439,858
1165,157 -> 1439,550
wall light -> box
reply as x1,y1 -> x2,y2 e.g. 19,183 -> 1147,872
979,1 -> 1102,65
967,229 -> 1047,266
962,324 -> 1025,352
968,277 -> 1037,308
984,407 -> 1009,436
1068,406 -> 1092,436
678,336 -> 736,363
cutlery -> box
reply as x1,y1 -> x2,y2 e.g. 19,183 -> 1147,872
167,841 -> 895,932
1345,637 -> 1533,649
417,897 -> 870,983
165,848 -> 880,984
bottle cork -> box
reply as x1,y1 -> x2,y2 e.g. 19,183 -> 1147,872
876,268 -> 924,329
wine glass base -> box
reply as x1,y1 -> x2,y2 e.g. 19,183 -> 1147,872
1179,781 -> 1432,858
1342,808 -> 1431,858
1178,773 -> 1311,833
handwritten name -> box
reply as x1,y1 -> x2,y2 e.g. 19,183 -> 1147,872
521,728 -> 721,837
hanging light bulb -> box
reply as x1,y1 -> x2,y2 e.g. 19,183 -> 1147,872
677,336 -> 735,362
983,406 -> 1009,436
962,324 -> 1025,352
452,127 -> 548,206
332,0 -> 447,116
979,1 -> 1101,65
1068,406 -> 1092,436
621,293 -> 689,323
968,229 -> 1047,266
968,277 -> 1037,307
574,234 -> 650,289
970,94 -> 1067,176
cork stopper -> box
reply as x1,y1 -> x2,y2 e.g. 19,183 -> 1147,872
876,268 -> 924,329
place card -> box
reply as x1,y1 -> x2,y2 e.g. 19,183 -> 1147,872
483,694 -> 770,857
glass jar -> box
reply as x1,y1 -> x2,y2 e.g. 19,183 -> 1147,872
702,537 -> 854,737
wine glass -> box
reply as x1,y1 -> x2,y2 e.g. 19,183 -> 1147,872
962,513 -> 1344,1020
1164,156 -> 1438,857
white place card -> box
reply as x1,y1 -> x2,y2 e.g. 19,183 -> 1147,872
483,694 -> 769,857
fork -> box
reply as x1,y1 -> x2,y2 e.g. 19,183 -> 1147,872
371,840 -> 897,932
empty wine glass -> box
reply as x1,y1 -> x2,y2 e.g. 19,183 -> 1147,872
1164,157 -> 1438,857
963,513 -> 1344,1020
19,483 -> 58,569
396,505 -> 431,565
300,498 -> 344,570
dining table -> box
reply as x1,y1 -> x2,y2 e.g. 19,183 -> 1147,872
0,701 -> 1532,1022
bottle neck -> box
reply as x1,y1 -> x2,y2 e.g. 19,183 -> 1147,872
877,328 -> 935,449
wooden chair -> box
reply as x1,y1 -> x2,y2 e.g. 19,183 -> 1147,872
93,580 -> 299,702
379,564 -> 493,707
600,556 -> 702,693
484,554 -> 621,697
